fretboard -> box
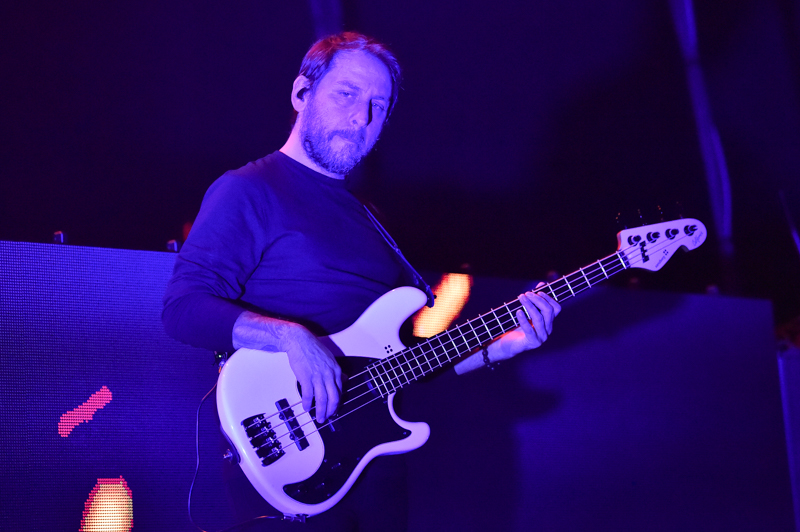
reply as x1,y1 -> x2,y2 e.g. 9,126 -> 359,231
366,249 -> 632,396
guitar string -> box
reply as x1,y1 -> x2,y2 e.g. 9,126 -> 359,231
252,237 -> 649,444
247,248 -> 631,439
251,230 -> 694,451
300,245 -> 633,404
306,250 -> 632,412
260,240 -> 647,447
258,247 -> 655,453
354,228 -> 697,397
267,243 -> 636,417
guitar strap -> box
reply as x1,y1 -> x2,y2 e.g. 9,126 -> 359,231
213,205 -> 435,366
363,205 -> 435,308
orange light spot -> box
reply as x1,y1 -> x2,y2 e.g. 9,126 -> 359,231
80,477 -> 133,532
413,273 -> 472,337
58,386 -> 113,437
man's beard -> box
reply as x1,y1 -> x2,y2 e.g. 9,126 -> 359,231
300,100 -> 375,176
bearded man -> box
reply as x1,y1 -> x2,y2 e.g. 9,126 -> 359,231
163,32 -> 560,531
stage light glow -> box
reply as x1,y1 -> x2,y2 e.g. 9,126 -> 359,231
58,386 -> 113,437
80,477 -> 133,532
412,273 -> 472,338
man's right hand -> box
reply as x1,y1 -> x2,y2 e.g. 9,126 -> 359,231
282,325 -> 343,423
232,311 -> 343,423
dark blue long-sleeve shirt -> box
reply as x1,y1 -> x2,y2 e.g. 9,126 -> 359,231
162,151 -> 405,352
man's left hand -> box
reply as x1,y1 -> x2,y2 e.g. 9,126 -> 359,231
495,282 -> 562,361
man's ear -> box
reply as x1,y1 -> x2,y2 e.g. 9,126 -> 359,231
291,76 -> 312,112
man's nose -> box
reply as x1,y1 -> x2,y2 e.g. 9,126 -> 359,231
350,102 -> 371,128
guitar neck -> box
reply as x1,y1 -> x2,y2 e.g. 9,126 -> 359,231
366,248 -> 633,396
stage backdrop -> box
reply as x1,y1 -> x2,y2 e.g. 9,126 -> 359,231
0,241 -> 794,531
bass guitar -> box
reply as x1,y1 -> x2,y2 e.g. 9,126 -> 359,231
216,218 -> 707,518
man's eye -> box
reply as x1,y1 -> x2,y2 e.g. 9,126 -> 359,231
372,101 -> 385,112
339,91 -> 352,97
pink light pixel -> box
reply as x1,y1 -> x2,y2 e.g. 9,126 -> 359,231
58,386 -> 113,437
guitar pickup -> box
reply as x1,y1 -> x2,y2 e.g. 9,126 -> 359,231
242,414 -> 285,466
276,398 -> 310,451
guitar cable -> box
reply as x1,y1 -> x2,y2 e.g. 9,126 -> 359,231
189,381 -> 284,531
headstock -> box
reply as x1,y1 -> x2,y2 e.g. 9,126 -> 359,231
617,218 -> 707,272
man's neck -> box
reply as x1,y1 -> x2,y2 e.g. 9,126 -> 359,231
279,131 -> 345,180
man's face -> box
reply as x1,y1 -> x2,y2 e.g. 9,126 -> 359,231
299,50 -> 392,176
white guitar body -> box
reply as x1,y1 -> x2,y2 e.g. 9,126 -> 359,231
216,218 -> 707,519
217,286 -> 432,518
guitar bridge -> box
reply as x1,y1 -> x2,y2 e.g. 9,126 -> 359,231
242,414 -> 284,466
277,398 -> 310,451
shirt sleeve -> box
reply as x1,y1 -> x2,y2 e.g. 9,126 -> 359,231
162,171 -> 271,352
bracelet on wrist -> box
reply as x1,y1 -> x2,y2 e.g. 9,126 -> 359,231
482,345 -> 498,370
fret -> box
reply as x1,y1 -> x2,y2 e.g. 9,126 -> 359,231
475,317 -> 491,345
380,360 -> 395,395
388,357 -> 403,389
383,356 -> 398,388
481,313 -> 494,339
412,345 -> 428,374
569,272 -> 588,293
620,250 -> 631,268
498,307 -> 513,333
598,260 -> 608,279
465,319 -> 481,350
555,279 -> 568,300
515,299 -> 529,322
402,350 -> 422,380
493,306 -> 511,334
547,283 -> 559,301
413,344 -> 432,375
434,336 -> 450,365
482,310 -> 496,337
616,251 -> 626,269
510,303 -> 523,328
445,329 -> 465,356
563,275 -> 575,297
580,267 -> 590,286
441,331 -> 460,361
379,358 -> 400,393
395,352 -> 413,384
369,363 -> 389,397
419,340 -> 433,369
445,330 -> 467,357
435,331 -> 452,361
411,347 -> 427,376
504,304 -> 521,331
433,334 -> 450,367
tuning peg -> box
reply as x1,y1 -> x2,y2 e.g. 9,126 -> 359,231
615,212 -> 627,230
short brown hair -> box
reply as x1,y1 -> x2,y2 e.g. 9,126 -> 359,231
299,32 -> 402,119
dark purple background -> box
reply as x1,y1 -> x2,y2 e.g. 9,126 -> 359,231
2,1 -> 799,321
